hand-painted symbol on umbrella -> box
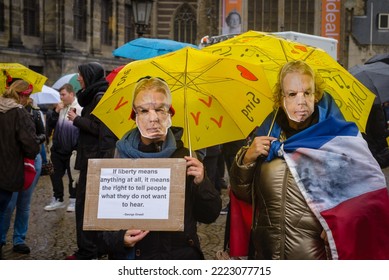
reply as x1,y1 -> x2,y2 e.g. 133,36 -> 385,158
203,30 -> 375,132
93,47 -> 273,150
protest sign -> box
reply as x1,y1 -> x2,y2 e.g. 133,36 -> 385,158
83,158 -> 186,231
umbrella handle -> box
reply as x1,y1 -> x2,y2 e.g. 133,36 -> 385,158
267,108 -> 278,137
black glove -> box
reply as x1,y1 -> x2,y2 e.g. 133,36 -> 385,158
37,134 -> 46,145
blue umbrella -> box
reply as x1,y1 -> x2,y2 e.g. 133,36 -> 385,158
112,38 -> 198,60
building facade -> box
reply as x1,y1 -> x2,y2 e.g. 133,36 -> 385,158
0,0 -> 388,86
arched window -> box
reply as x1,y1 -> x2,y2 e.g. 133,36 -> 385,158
74,0 -> 87,41
23,0 -> 40,36
0,0 -> 4,32
174,3 -> 196,44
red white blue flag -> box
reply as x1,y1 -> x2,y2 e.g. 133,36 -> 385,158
277,117 -> 389,259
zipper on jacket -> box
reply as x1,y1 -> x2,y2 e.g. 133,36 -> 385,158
279,167 -> 289,259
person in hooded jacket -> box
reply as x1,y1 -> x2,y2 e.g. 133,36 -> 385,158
0,80 -> 40,259
94,77 -> 222,259
66,62 -> 118,260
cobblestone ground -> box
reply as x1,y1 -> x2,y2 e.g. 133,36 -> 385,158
2,174 -> 229,260
4,167 -> 389,260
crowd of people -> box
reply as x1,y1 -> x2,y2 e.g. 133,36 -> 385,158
1,60 -> 388,260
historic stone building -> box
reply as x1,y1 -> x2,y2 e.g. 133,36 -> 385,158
0,0 -> 388,86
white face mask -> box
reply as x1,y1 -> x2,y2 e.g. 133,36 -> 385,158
283,98 -> 302,123
136,113 -> 172,140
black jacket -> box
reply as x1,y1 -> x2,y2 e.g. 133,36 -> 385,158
73,63 -> 118,170
0,99 -> 40,192
26,105 -> 46,145
96,132 -> 222,259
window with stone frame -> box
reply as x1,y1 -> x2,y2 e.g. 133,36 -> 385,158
23,0 -> 40,36
74,0 -> 87,41
0,0 -> 4,32
284,0 -> 314,34
174,3 -> 197,44
247,0 -> 314,34
124,0 -> 135,42
247,0 -> 278,32
101,0 -> 113,45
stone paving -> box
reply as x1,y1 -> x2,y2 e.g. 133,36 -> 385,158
3,167 -> 389,260
2,174 -> 229,260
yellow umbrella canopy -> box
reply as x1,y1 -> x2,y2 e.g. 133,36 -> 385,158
202,30 -> 376,132
92,47 -> 273,151
0,63 -> 47,93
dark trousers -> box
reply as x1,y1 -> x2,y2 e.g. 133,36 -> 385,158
74,168 -> 98,259
0,189 -> 13,242
49,150 -> 75,200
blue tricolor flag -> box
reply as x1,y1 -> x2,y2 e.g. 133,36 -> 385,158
269,117 -> 389,259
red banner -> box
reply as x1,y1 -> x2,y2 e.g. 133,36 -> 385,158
321,0 -> 341,58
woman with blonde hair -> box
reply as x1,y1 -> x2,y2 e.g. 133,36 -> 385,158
0,79 -> 40,259
230,60 -> 389,259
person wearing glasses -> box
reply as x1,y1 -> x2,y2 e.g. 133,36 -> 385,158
95,77 -> 222,259
230,60 -> 389,259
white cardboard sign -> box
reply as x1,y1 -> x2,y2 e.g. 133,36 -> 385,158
84,158 -> 186,231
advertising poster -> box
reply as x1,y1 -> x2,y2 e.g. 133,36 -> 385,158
321,0 -> 341,57
222,0 -> 243,35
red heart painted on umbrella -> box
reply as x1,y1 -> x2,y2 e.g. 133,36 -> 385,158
294,45 -> 308,52
236,65 -> 258,81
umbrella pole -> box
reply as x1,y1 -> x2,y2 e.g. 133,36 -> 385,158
267,108 -> 279,137
183,49 -> 192,157
185,105 -> 192,157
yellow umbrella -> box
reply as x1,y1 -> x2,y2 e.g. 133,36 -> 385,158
0,63 -> 47,93
202,30 -> 376,132
92,47 -> 273,151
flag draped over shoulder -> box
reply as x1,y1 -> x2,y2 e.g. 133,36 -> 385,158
272,117 -> 389,260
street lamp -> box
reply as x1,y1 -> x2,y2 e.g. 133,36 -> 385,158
132,0 -> 153,37
344,0 -> 356,11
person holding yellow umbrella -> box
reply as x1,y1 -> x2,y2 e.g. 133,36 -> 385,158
230,61 -> 389,260
94,77 -> 221,259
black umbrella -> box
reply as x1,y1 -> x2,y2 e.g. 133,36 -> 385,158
349,61 -> 389,104
365,53 -> 389,65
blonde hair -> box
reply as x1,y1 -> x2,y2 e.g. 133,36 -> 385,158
2,79 -> 30,103
132,77 -> 172,107
272,60 -> 325,110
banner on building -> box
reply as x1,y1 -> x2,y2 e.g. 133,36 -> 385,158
222,0 -> 243,35
321,0 -> 341,59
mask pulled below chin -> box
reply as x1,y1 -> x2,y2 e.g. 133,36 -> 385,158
283,98 -> 303,123
136,114 -> 172,139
